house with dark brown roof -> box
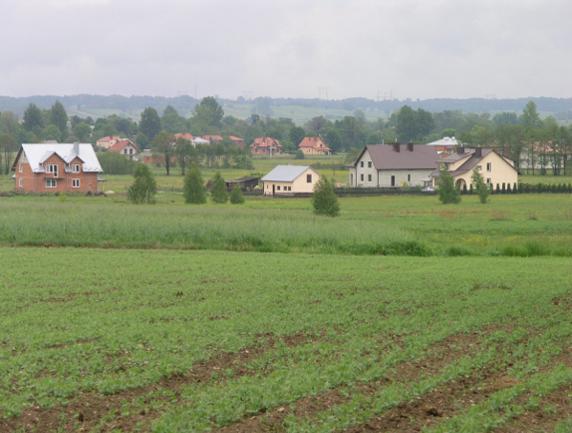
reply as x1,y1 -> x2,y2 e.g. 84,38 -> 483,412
298,136 -> 331,156
433,148 -> 518,191
349,143 -> 438,188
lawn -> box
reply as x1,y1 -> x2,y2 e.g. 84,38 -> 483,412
0,193 -> 571,257
0,248 -> 570,433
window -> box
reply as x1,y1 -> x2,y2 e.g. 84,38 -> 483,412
368,174 -> 372,182
72,164 -> 81,173
367,161 -> 372,168
360,174 -> 364,181
18,163 -> 23,173
45,178 -> 57,188
277,185 -> 281,191
72,178 -> 80,188
391,175 -> 396,187
407,174 -> 411,182
306,174 -> 312,183
18,178 -> 23,188
486,178 -> 491,184
47,164 -> 58,177
360,161 -> 364,168
486,162 -> 492,172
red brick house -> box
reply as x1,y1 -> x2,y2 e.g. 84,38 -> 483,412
298,136 -> 331,156
250,137 -> 283,155
12,143 -> 103,194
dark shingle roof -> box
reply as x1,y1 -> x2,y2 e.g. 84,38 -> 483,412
357,144 -> 439,170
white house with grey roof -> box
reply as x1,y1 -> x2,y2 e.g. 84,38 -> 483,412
349,143 -> 439,188
261,165 -> 320,196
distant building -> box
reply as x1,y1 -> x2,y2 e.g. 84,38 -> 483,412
229,135 -> 245,149
298,136 -> 331,156
12,143 -> 102,193
108,138 -> 138,159
349,144 -> 439,188
96,136 -> 123,150
203,134 -> 224,144
261,165 -> 320,196
192,137 -> 210,146
426,136 -> 460,153
251,137 -> 283,156
434,148 -> 518,191
174,133 -> 194,142
225,175 -> 261,192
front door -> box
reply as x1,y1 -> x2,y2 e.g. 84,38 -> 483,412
272,184 -> 275,196
391,175 -> 395,187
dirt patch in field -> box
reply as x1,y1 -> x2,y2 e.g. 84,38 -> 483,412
494,384 -> 571,433
0,331 -> 315,433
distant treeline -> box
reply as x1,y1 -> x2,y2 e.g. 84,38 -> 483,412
1,95 -> 572,119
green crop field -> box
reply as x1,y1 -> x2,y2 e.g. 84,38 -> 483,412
0,248 -> 570,433
0,193 -> 571,257
1,160 -> 571,432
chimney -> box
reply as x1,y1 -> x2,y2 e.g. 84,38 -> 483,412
456,146 -> 465,155
392,143 -> 400,152
73,142 -> 79,156
407,142 -> 414,152
474,147 -> 482,157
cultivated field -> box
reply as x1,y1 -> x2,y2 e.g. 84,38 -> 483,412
0,248 -> 570,433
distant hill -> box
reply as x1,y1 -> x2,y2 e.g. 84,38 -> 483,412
1,95 -> 571,123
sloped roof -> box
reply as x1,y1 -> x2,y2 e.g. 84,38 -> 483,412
356,144 -> 439,170
427,136 -> 459,147
261,165 -> 311,182
110,139 -> 138,153
252,137 -> 282,148
298,136 -> 330,151
174,133 -> 194,141
449,149 -> 496,176
17,143 -> 103,173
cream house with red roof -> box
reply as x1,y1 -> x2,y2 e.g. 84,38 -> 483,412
298,136 -> 331,156
251,137 -> 283,155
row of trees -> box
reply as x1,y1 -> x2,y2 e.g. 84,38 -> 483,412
1,97 -> 571,176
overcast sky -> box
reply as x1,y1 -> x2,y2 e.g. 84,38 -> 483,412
0,0 -> 570,99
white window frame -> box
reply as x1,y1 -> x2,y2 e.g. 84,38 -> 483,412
47,163 -> 58,177
45,178 -> 57,189
72,164 -> 81,173
72,178 -> 80,189
18,178 -> 23,188
18,163 -> 23,173
486,162 -> 492,172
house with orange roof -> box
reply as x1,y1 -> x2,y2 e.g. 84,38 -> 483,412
108,138 -> 139,159
251,137 -> 283,156
298,136 -> 331,156
174,133 -> 194,142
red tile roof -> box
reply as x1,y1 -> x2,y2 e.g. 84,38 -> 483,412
174,133 -> 194,141
109,139 -> 138,153
298,136 -> 330,151
251,137 -> 282,148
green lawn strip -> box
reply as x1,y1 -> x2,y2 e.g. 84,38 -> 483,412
423,365 -> 572,433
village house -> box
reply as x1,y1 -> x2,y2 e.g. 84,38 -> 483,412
174,133 -> 194,142
349,143 -> 439,188
251,137 -> 283,156
203,134 -> 224,144
261,165 -> 320,196
229,135 -> 245,149
12,143 -> 103,194
108,138 -> 139,159
434,148 -> 518,191
298,136 -> 331,156
426,136 -> 460,153
96,136 -> 123,150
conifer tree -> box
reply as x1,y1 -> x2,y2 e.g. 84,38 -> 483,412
127,164 -> 157,204
230,185 -> 245,204
437,168 -> 461,204
471,169 -> 490,204
312,177 -> 340,216
210,172 -> 228,203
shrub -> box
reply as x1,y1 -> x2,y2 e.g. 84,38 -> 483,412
471,169 -> 490,204
230,185 -> 245,204
210,173 -> 228,204
127,164 -> 156,204
437,169 -> 461,204
184,165 -> 207,204
312,177 -> 340,217
98,152 -> 136,175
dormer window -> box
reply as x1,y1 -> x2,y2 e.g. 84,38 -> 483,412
47,164 -> 58,177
